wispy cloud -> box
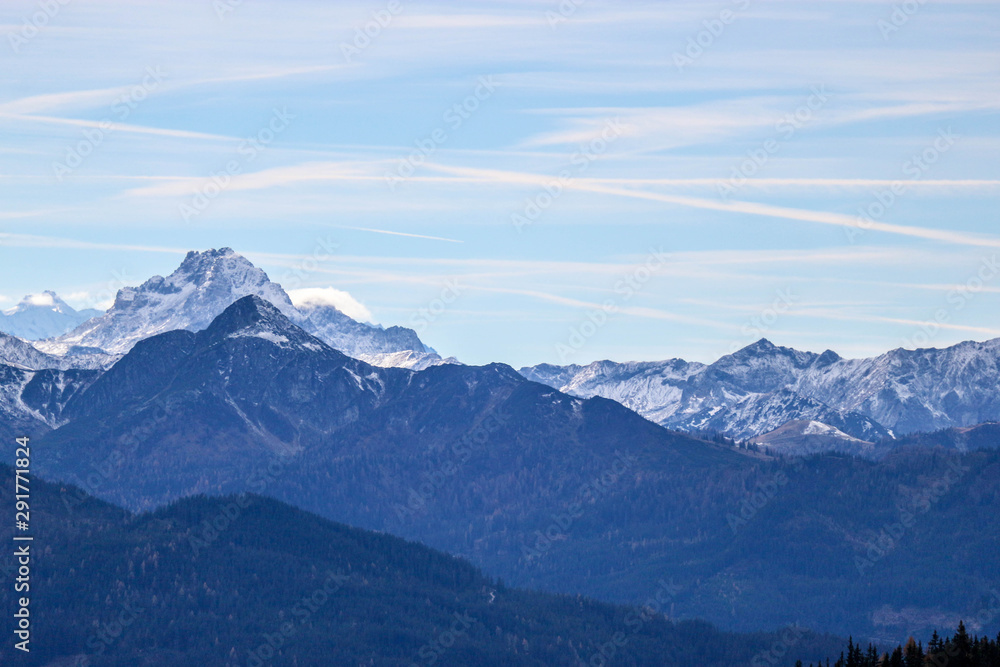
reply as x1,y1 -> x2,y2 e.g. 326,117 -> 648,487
0,233 -> 190,255
332,225 -> 463,244
423,163 -> 1000,250
469,284 -> 733,330
0,112 -> 233,141
797,308 -> 1000,338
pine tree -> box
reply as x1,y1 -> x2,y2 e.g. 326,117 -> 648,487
928,630 -> 942,654
903,637 -> 923,667
952,620 -> 971,667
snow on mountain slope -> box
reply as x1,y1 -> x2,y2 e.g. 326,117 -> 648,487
0,291 -> 102,340
37,248 -> 297,355
519,358 -> 704,425
359,350 -> 460,371
521,337 -> 1000,441
791,338 -> 1000,434
520,343 -> 879,441
0,332 -> 64,370
751,419 -> 878,458
291,300 -> 432,359
0,361 -> 103,441
0,331 -> 115,371
682,388 -> 891,442
33,248 -> 448,368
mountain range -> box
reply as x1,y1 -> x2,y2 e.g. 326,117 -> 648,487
0,464 -> 846,667
4,293 -> 993,644
10,248 -> 1000,456
2,247 -> 999,645
520,337 -> 1000,452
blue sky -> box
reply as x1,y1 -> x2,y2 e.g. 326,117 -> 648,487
1,0 -> 998,367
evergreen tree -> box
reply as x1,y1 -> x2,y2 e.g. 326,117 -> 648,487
928,630 -> 943,654
903,637 -> 923,667
952,620 -> 971,667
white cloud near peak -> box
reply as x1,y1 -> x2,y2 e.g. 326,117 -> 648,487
287,287 -> 374,323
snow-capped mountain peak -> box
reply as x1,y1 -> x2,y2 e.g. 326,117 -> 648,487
5,290 -> 68,314
0,291 -> 102,340
204,295 -> 330,353
36,248 -> 295,355
520,335 -> 1000,450
28,248 -> 450,371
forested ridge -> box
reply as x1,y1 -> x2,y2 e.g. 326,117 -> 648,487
0,464 -> 847,666
815,623 -> 1000,667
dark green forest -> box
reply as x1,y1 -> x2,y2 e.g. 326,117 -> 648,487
817,623 -> 1000,667
0,464 -> 846,666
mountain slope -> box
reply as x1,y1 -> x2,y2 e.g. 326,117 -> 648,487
880,421 -> 1000,455
0,362 -> 101,441
42,296 -> 409,505
751,419 -> 879,457
37,248 -> 298,355
0,290 -> 101,339
520,337 -> 1000,444
30,297 -> 1000,642
40,295 -> 739,508
35,248 -> 447,369
0,331 -> 115,371
792,338 -> 1000,434
0,331 -> 64,370
0,465 -> 843,667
